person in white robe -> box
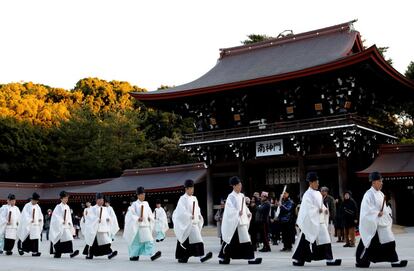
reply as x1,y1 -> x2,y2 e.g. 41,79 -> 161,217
153,199 -> 169,242
173,179 -> 212,263
104,197 -> 120,241
218,176 -> 262,265
17,192 -> 43,256
49,191 -> 79,258
356,171 -> 407,268
292,172 -> 341,266
0,194 -> 21,255
123,187 -> 162,261
82,193 -> 118,260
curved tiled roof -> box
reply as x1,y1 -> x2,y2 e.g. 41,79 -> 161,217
0,163 -> 207,201
131,21 -> 414,101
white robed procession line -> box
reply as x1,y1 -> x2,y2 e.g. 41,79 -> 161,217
49,203 -> 75,245
221,190 -> 252,254
358,187 -> 394,259
172,194 -> 204,249
17,202 -> 43,242
82,205 -> 119,252
123,200 -> 155,246
153,207 -> 169,237
294,187 -> 330,253
0,205 -> 20,241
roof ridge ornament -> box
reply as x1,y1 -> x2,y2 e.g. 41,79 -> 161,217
219,20 -> 358,58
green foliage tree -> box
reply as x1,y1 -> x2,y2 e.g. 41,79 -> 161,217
241,34 -> 274,45
405,61 -> 414,80
378,46 -> 393,65
0,78 -> 194,182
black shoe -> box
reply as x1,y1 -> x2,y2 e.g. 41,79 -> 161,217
32,252 -> 41,257
86,255 -> 93,260
108,251 -> 118,259
258,247 -> 271,252
248,258 -> 262,264
326,259 -> 342,266
178,258 -> 188,263
130,256 -> 139,261
156,239 -> 160,242
356,262 -> 370,268
392,260 -> 408,268
200,252 -> 213,263
54,254 -> 62,258
160,238 -> 164,242
70,250 -> 79,258
343,243 -> 350,247
18,250 -> 24,256
293,260 -> 305,266
219,258 -> 230,264
6,251 -> 12,256
151,251 -> 161,261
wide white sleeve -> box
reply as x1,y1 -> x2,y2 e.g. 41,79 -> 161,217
359,191 -> 380,247
173,196 -> 193,243
49,205 -> 63,243
221,194 -> 240,244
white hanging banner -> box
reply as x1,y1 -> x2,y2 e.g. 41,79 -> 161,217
256,139 -> 283,157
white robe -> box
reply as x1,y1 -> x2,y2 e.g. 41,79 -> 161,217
153,207 -> 169,236
49,203 -> 74,245
296,188 -> 330,245
173,194 -> 204,244
359,187 -> 394,247
106,205 -> 120,239
221,191 -> 251,244
0,205 -> 21,240
80,206 -> 90,238
83,205 -> 118,246
123,200 -> 154,245
17,202 -> 43,241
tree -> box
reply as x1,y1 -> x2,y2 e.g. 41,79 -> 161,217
405,61 -> 414,80
378,46 -> 393,65
241,34 -> 274,45
0,79 -> 194,182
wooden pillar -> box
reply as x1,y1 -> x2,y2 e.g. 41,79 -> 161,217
338,157 -> 348,198
206,167 -> 214,225
298,155 -> 306,198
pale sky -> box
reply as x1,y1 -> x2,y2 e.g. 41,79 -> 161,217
0,0 -> 413,91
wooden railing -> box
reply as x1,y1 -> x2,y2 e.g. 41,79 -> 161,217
181,113 -> 384,145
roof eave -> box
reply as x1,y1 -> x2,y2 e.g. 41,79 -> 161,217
132,45 -> 414,102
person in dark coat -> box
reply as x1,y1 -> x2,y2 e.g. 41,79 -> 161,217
321,187 -> 336,224
44,209 -> 52,241
256,192 -> 271,252
269,198 -> 280,245
334,197 -> 344,242
277,190 -> 296,251
340,191 -> 358,247
248,196 -> 258,251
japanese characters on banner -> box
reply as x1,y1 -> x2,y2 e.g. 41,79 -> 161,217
256,139 -> 283,157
